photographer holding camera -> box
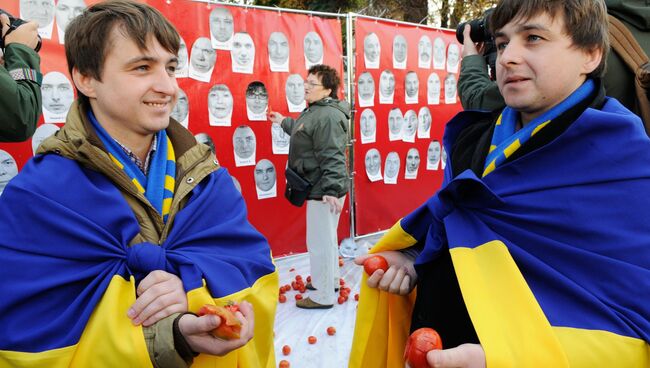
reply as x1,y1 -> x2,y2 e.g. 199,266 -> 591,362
0,10 -> 42,142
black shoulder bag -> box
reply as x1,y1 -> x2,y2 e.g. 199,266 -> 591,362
284,167 -> 313,207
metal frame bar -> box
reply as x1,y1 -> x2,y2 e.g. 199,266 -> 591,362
349,12 -> 454,32
194,0 -> 347,18
345,13 -> 356,240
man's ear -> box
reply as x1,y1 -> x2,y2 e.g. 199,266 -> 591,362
71,67 -> 98,99
582,47 -> 604,75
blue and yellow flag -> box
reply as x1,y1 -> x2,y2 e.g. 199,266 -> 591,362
350,98 -> 650,367
0,155 -> 279,368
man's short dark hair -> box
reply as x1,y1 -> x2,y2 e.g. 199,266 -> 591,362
246,81 -> 268,97
308,64 -> 340,99
65,0 -> 180,106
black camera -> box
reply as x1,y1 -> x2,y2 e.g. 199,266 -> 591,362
456,8 -> 496,79
0,8 -> 42,52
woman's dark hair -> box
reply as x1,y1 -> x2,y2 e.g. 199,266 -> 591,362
308,64 -> 340,99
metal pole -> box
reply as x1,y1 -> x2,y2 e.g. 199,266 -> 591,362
194,0 -> 347,19
345,13 -> 356,239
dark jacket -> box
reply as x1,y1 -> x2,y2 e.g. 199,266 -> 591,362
281,97 -> 349,199
0,43 -> 42,142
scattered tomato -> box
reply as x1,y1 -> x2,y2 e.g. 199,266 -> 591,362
197,304 -> 242,340
279,359 -> 290,368
308,336 -> 317,344
327,326 -> 336,336
282,345 -> 291,356
363,255 -> 389,275
289,268 -> 295,272
339,279 -> 345,285
306,275 -> 312,282
295,294 -> 303,300
404,328 -> 443,368
279,294 -> 287,303
354,293 -> 359,301
339,258 -> 344,267
338,296 -> 345,304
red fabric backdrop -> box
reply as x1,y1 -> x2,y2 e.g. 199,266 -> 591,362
352,18 -> 462,235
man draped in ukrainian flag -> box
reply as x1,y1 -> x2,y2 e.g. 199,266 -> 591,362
351,0 -> 650,367
0,2 -> 278,367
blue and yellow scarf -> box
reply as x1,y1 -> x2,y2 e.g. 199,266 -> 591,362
88,110 -> 175,222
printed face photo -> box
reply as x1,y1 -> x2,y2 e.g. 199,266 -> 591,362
41,71 -> 74,114
246,82 -> 268,114
55,0 -> 85,32
360,109 -> 376,137
418,35 -> 432,63
428,73 -> 441,98
433,37 -> 446,65
303,32 -> 323,63
406,148 -> 420,173
403,110 -> 418,136
0,149 -> 18,194
405,72 -> 419,98
365,148 -> 381,176
209,7 -> 234,42
428,140 -> 441,164
445,73 -> 457,98
271,124 -> 290,148
418,107 -> 432,131
177,37 -> 188,71
379,70 -> 395,97
21,0 -> 54,28
393,35 -> 407,63
254,159 -> 277,192
190,37 -> 217,73
171,89 -> 189,123
195,133 -> 216,154
388,108 -> 403,134
208,84 -> 233,119
364,33 -> 380,63
232,32 -> 255,67
447,43 -> 460,68
31,123 -> 59,155
385,151 -> 400,178
358,72 -> 375,101
233,125 -> 256,159
268,32 -> 289,65
285,74 -> 305,105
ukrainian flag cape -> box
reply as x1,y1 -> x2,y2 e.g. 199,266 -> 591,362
350,99 -> 650,367
0,155 -> 278,368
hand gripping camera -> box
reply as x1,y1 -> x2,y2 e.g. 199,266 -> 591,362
456,8 -> 496,79
0,8 -> 42,52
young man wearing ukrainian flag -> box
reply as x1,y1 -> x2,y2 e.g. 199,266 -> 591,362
351,0 -> 650,367
0,1 -> 278,367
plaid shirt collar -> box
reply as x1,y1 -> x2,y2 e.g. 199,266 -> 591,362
113,134 -> 158,175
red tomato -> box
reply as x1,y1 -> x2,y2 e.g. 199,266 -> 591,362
306,275 -> 312,282
279,359 -> 290,368
404,328 -> 443,368
295,294 -> 303,300
337,296 -> 345,304
308,336 -> 317,344
197,304 -> 242,340
282,345 -> 291,356
279,294 -> 287,303
363,255 -> 389,275
295,275 -> 302,281
339,279 -> 345,285
327,326 -> 336,336
354,293 -> 359,301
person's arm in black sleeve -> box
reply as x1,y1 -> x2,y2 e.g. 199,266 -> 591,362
0,16 -> 42,142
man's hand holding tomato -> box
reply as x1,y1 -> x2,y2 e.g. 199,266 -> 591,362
128,270 -> 188,326
178,301 -> 255,356
354,250 -> 418,295
423,343 -> 485,368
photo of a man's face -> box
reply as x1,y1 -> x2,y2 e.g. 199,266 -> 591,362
195,133 -> 216,154
31,123 -> 59,155
41,71 -> 74,115
233,32 -> 255,65
209,7 -> 234,43
190,37 -> 217,73
447,43 -> 460,71
0,149 -> 18,195
385,151 -> 400,179
418,106 -> 432,133
271,124 -> 290,148
393,35 -> 407,64
365,148 -> 381,177
445,73 -> 457,103
364,32 -> 380,66
428,140 -> 441,169
428,72 -> 441,103
358,72 -> 375,102
406,148 -> 420,173
360,109 -> 376,138
268,32 -> 290,66
433,37 -> 446,68
176,36 -> 188,75
254,159 -> 277,192
285,74 -> 305,105
304,31 -> 323,64
171,89 -> 189,124
418,35 -> 432,65
379,70 -> 395,98
405,72 -> 419,98
233,125 -> 256,159
55,0 -> 85,33
246,81 -> 269,115
403,110 -> 418,137
388,108 -> 403,135
208,84 -> 233,119
21,0 -> 54,28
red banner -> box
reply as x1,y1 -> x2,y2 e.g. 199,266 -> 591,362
353,18 -> 462,235
0,0 -> 346,257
